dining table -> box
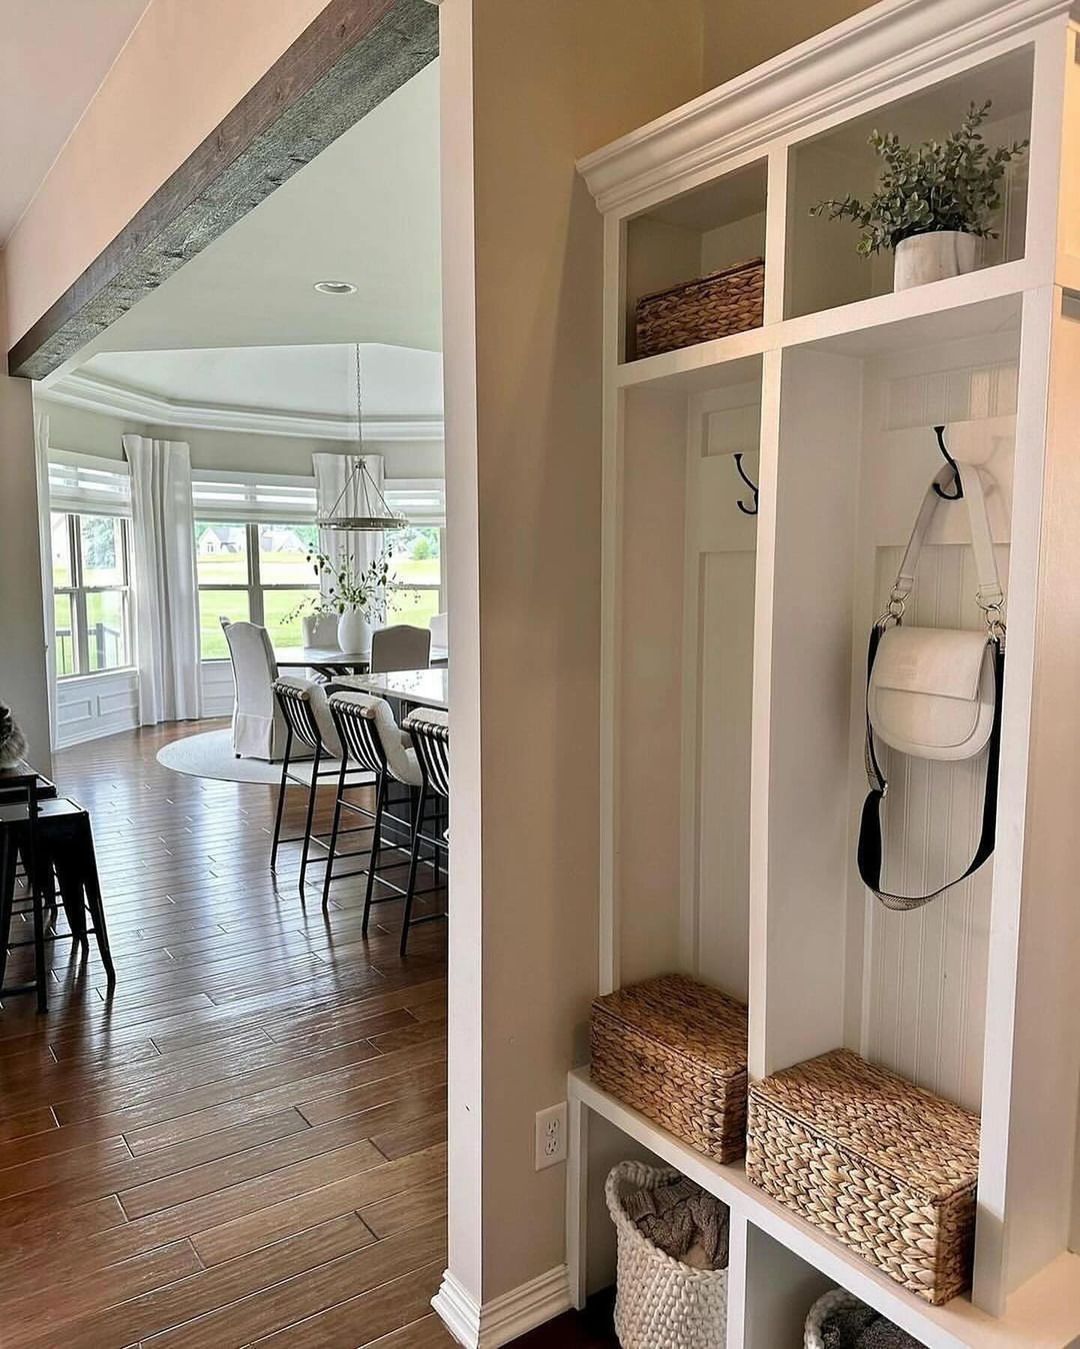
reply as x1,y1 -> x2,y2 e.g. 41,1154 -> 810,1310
274,646 -> 449,678
332,667 -> 449,712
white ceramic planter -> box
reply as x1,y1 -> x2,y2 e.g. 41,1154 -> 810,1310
893,231 -> 978,290
337,608 -> 371,654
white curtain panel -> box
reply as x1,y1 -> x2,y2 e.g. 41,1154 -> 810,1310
33,411 -> 58,747
312,452 -> 385,597
123,435 -> 202,724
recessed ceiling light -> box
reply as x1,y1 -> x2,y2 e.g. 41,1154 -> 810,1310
314,280 -> 357,295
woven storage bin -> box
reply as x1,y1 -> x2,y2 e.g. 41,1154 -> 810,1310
804,1289 -> 865,1349
607,1161 -> 728,1349
746,1049 -> 980,1305
634,257 -> 764,359
591,974 -> 748,1162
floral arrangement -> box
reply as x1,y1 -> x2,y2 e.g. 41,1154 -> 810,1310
810,101 -> 1028,256
286,549 -> 391,623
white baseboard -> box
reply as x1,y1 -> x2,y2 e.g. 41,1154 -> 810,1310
432,1265 -> 571,1348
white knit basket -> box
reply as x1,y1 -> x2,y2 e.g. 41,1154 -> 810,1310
804,1288 -> 866,1349
605,1161 -> 728,1349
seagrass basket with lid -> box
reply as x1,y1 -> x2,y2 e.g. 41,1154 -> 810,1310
746,1048 -> 980,1305
590,973 -> 748,1163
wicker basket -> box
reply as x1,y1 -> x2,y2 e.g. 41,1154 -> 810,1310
804,1289 -> 865,1349
606,1161 -> 728,1349
746,1049 -> 980,1305
590,974 -> 748,1162
634,257 -> 765,359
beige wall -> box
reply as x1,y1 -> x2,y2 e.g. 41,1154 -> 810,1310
440,0 -> 705,1303
0,274 -> 50,772
702,0 -> 877,87
4,0 -> 333,346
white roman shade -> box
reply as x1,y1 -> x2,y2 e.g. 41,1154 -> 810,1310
191,470 -> 317,524
384,479 -> 446,526
48,450 -> 132,517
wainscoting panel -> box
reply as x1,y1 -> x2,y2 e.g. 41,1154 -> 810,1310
55,670 -> 139,749
201,660 -> 236,720
696,549 -> 755,1001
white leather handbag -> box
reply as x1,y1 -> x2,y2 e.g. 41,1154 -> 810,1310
858,461 -> 1006,912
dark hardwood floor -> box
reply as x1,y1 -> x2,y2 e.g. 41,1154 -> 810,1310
0,721 -> 453,1348
0,721 -> 614,1347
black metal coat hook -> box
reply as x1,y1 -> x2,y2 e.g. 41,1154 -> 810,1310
932,425 -> 963,500
733,453 -> 759,516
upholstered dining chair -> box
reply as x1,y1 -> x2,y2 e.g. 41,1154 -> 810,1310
223,621 -> 286,760
429,612 -> 448,653
369,624 -> 431,674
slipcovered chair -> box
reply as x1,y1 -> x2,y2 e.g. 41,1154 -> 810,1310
369,624 -> 431,674
429,612 -> 448,654
223,621 -> 286,760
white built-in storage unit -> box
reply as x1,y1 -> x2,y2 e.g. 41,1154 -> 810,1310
567,1 -> 1080,1345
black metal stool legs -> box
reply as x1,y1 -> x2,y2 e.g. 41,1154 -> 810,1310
361,773 -> 388,937
399,783 -> 428,957
321,754 -> 351,913
269,728 -> 294,874
297,744 -> 323,897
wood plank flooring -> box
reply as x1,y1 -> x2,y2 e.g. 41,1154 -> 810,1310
0,721 -> 455,1348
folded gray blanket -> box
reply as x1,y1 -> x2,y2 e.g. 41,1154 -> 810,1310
622,1176 -> 729,1270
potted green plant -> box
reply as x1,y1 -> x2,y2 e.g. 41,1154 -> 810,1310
810,100 -> 1027,291
304,549 -> 391,653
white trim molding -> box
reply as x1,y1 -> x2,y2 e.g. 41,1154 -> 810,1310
577,0 -> 1074,213
44,369 -> 445,444
432,1266 -> 572,1348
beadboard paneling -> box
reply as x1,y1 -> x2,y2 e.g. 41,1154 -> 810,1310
861,543 -> 1009,1112
695,548 -> 755,1001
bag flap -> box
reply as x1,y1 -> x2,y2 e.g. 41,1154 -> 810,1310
873,626 -> 989,702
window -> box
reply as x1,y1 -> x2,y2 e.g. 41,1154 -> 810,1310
51,513 -> 134,676
195,520 -> 320,658
384,480 -> 445,627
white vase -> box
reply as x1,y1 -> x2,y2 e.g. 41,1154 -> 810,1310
337,608 -> 371,654
893,231 -> 978,290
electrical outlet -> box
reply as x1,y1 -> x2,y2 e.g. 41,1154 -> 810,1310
535,1102 -> 568,1170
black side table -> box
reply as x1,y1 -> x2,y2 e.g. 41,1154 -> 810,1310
0,759 -> 47,1012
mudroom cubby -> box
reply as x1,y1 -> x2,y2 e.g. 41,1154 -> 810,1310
620,160 -> 770,364
785,47 -> 1033,321
572,2 -> 1080,1346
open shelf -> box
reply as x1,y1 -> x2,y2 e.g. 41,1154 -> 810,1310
616,267 -> 1028,392
569,1069 -> 1080,1349
785,47 -> 1033,320
610,361 -> 762,996
622,159 -> 768,363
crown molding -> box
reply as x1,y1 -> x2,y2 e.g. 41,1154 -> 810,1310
577,0 -> 1074,214
42,369 -> 445,444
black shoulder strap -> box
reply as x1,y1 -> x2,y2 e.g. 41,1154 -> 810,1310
857,629 -> 1005,912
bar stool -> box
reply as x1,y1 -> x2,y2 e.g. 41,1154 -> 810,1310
270,676 -> 351,895
0,797 -> 116,998
400,708 -> 450,957
324,691 -> 424,931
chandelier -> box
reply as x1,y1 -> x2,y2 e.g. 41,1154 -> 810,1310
317,344 -> 408,532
